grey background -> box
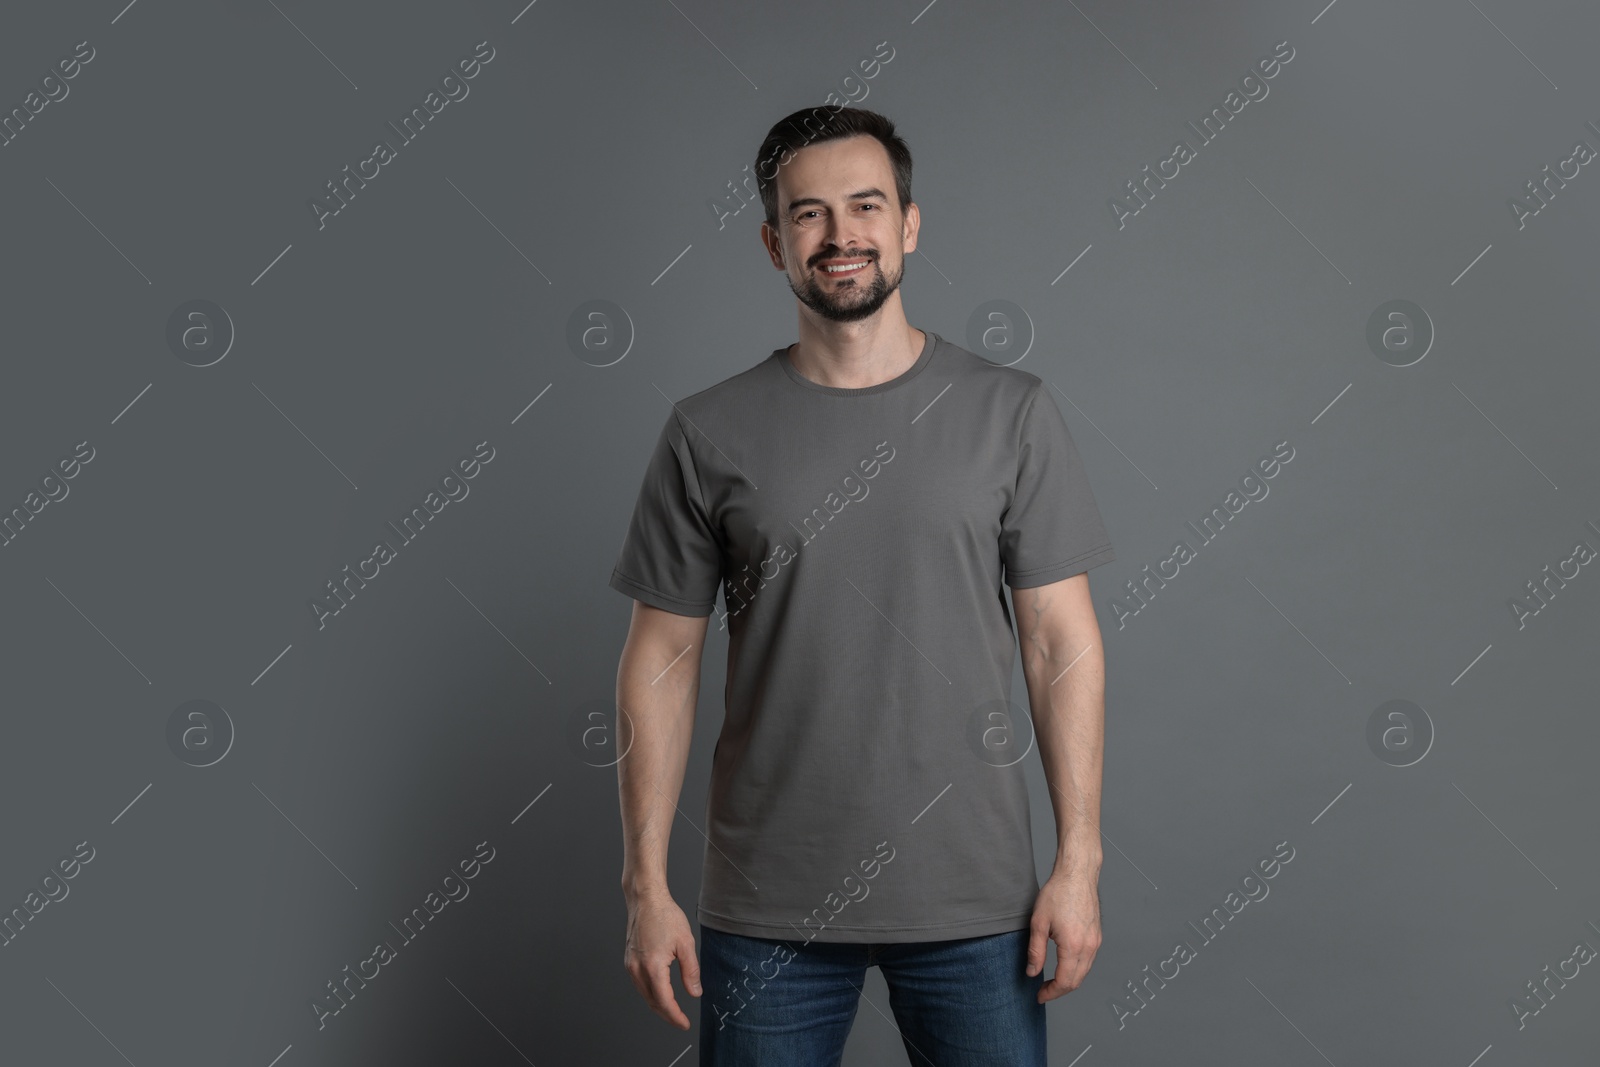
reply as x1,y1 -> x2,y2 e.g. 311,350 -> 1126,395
1,0 -> 1595,1064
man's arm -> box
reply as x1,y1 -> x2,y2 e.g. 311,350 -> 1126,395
617,599 -> 710,1030
1012,571 -> 1107,1003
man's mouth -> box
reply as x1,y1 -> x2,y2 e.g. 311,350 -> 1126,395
818,257 -> 872,277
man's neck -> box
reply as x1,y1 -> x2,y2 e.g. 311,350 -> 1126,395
787,319 -> 925,390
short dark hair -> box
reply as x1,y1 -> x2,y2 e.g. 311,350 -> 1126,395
753,106 -> 913,231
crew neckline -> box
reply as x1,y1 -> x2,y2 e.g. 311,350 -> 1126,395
775,329 -> 937,396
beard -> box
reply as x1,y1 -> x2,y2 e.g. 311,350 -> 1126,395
787,251 -> 904,323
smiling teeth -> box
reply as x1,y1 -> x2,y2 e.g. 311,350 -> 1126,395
824,262 -> 868,272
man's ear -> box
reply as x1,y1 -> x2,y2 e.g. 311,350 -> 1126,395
760,222 -> 787,270
900,201 -> 920,254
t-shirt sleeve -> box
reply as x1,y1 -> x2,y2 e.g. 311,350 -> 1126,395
1000,382 -> 1116,589
608,409 -> 724,616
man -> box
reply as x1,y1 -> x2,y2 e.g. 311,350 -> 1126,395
612,105 -> 1116,1066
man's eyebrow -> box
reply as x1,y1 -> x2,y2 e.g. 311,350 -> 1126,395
785,188 -> 891,213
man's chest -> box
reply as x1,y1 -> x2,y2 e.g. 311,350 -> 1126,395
707,425 -> 1014,568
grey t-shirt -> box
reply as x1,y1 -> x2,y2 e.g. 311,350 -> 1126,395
609,329 -> 1115,943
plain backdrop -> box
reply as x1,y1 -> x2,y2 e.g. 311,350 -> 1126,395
0,1 -> 1596,1064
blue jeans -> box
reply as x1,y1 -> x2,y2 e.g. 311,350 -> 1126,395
698,924 -> 1047,1066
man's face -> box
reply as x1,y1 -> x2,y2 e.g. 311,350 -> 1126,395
763,134 -> 917,324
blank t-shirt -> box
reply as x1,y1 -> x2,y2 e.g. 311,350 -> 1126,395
609,329 -> 1115,943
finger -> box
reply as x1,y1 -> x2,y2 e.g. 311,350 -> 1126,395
1038,957 -> 1087,1002
1038,961 -> 1074,1001
679,936 -> 703,997
647,958 -> 690,1029
1060,935 -> 1101,977
1025,923 -> 1049,977
627,962 -> 684,1027
1038,974 -> 1069,1002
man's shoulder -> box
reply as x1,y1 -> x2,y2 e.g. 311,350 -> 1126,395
670,347 -> 783,418
929,332 -> 1048,403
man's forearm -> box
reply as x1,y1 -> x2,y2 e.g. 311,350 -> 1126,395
616,637 -> 701,900
1019,619 -> 1106,874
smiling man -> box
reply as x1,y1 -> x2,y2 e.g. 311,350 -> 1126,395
612,106 -> 1117,1066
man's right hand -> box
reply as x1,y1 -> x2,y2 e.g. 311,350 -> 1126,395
623,890 -> 702,1030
